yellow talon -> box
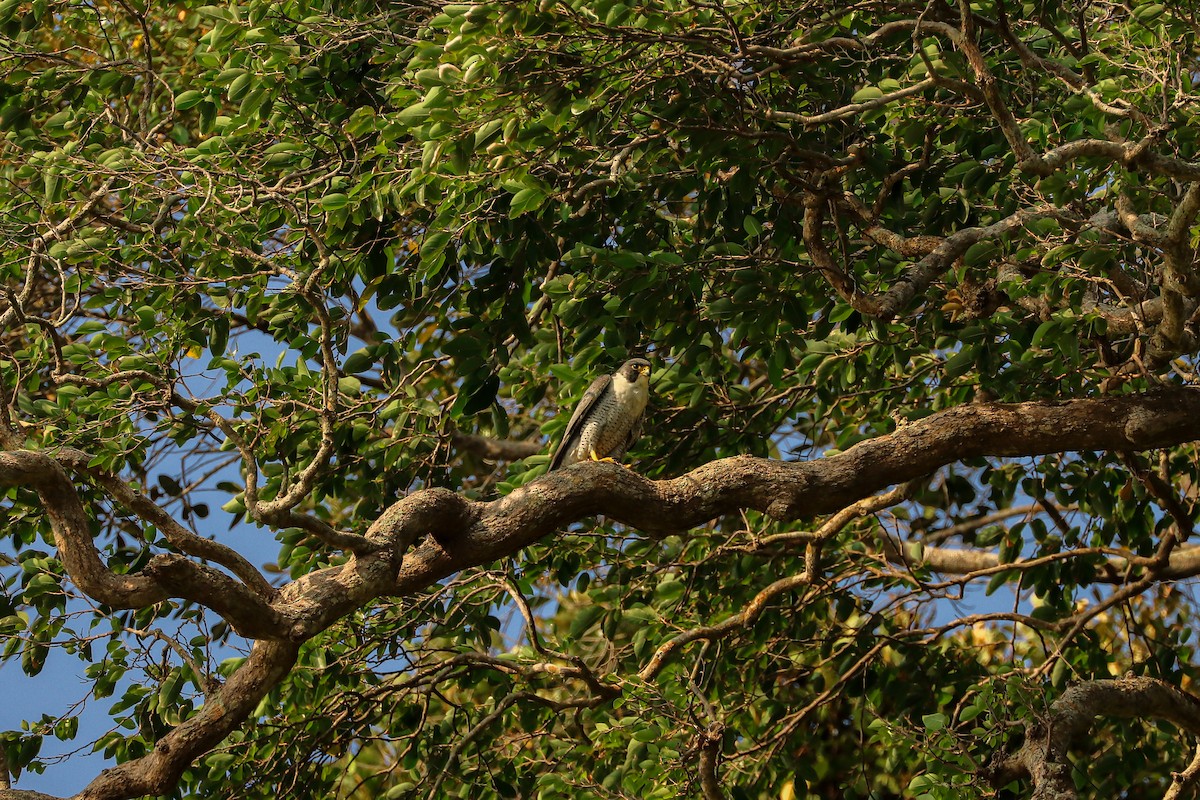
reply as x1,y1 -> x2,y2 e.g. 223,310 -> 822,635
588,449 -> 621,465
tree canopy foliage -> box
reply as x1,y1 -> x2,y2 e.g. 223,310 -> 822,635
4,0 -> 1200,798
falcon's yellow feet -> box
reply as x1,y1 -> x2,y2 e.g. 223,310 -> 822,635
587,449 -> 627,467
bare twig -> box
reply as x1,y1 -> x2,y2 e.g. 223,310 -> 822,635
1164,740 -> 1200,800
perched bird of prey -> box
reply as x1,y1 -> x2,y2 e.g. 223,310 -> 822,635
549,358 -> 651,470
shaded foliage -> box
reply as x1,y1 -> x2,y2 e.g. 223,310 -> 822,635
3,1 -> 1200,799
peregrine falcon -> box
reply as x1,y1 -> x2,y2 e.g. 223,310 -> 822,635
549,358 -> 651,470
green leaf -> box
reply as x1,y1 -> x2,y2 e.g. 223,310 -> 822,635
43,109 -> 73,134
1031,319 -> 1058,348
508,186 -> 547,217
320,193 -> 349,211
921,713 -> 947,732
943,345 -> 976,380
851,85 -> 884,102
458,374 -> 499,415
419,231 -> 452,260
343,348 -> 374,373
395,102 -> 431,126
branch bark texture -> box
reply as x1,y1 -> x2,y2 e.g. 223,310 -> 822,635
981,677 -> 1200,800
4,388 -> 1200,799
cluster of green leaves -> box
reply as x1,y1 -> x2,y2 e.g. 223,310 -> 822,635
3,0 -> 1200,797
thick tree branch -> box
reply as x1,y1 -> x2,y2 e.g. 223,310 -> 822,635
388,388 -> 1200,598
697,723 -> 727,800
0,451 -> 295,639
980,677 -> 1200,800
7,389 -> 1200,799
1148,181 -> 1200,365
9,388 -> 1200,648
0,451 -> 167,608
76,640 -> 300,800
142,555 -> 294,639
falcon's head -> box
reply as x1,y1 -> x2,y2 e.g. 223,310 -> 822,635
618,358 -> 651,384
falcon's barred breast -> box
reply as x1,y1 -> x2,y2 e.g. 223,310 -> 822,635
548,358 -> 651,470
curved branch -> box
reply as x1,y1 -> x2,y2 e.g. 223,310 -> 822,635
756,481 -> 917,549
0,451 -> 293,638
54,449 -> 277,599
392,388 -> 1200,596
165,389 -> 370,555
802,192 -> 874,312
1032,139 -> 1200,181
8,389 -> 1200,798
955,0 -> 1038,167
76,639 -> 300,800
10,388 -> 1200,647
639,572 -> 812,681
763,77 -> 937,126
142,554 -> 293,639
980,677 -> 1200,799
872,205 -> 1063,320
745,19 -> 963,62
250,290 -> 340,521
2,381 -> 1200,800
1149,181 -> 1200,364
1165,742 -> 1200,800
0,451 -> 166,608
